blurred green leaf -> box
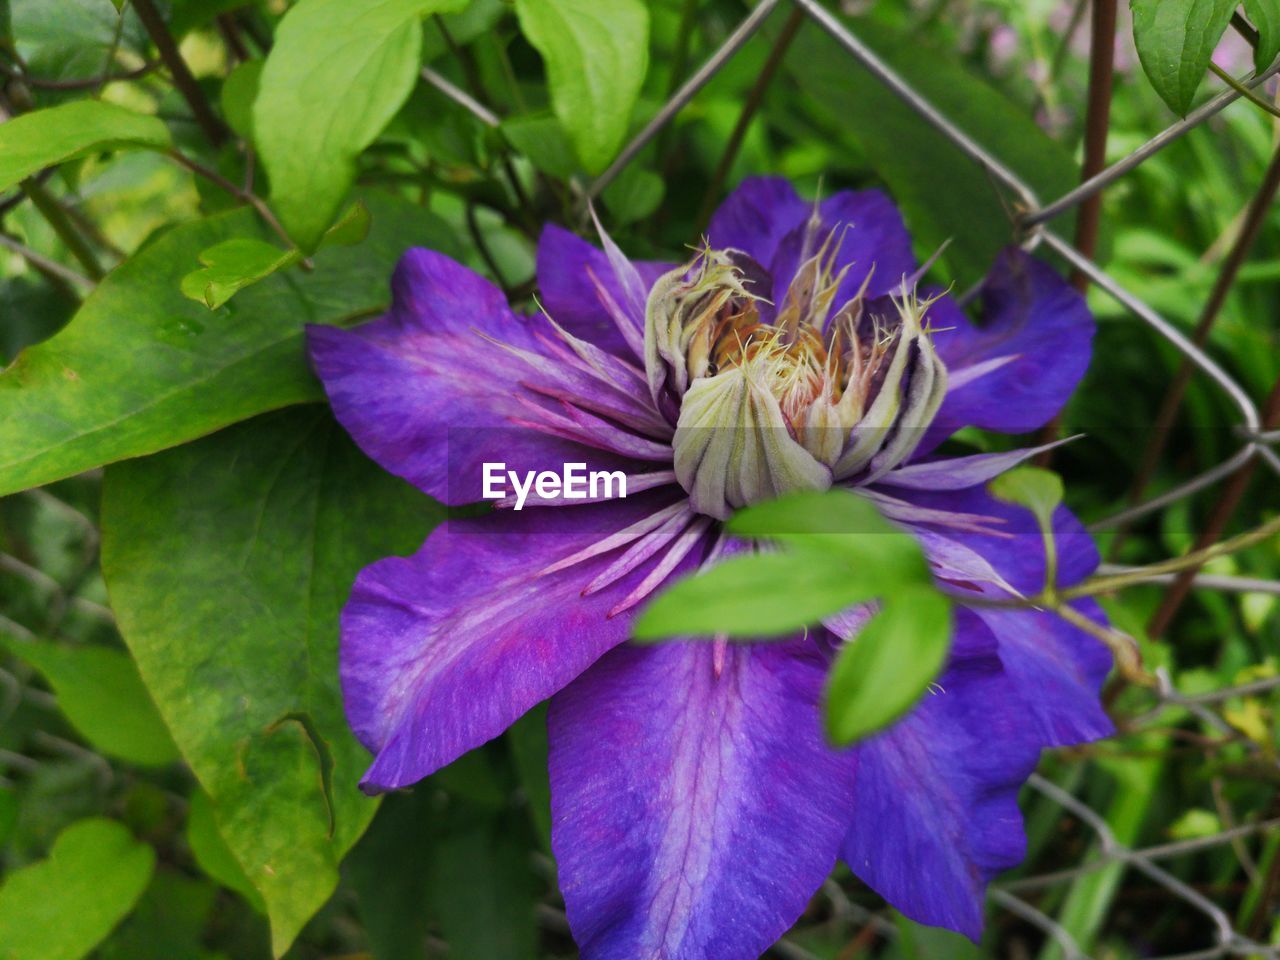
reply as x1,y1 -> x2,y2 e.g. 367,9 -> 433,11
1244,0 -> 1280,71
989,465 -> 1064,529
346,791 -> 436,960
101,408 -> 441,955
0,277 -> 75,365
348,773 -> 539,960
0,101 -> 171,194
728,488 -> 930,585
0,639 -> 179,767
633,550 -> 878,640
1131,0 -> 1236,116
421,0 -> 505,61
96,870 -> 220,960
501,113 -> 580,178
185,790 -> 265,914
254,0 -> 469,251
425,804 -> 539,960
0,817 -> 155,960
637,490 -> 938,641
514,0 -> 649,174
169,0 -> 251,38
219,59 -> 263,142
825,586 -> 952,744
0,193 -> 458,498
180,238 -> 299,310
786,16 -> 1076,287
602,165 -> 665,225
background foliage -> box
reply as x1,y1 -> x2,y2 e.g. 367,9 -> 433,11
1,1 -> 1278,958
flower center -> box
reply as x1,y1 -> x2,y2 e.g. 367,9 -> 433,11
644,230 -> 948,519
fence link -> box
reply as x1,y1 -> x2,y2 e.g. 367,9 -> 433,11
3,0 -> 1279,957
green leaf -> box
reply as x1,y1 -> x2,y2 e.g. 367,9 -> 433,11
346,791 -> 436,960
219,59 -> 263,142
0,817 -> 155,960
633,551 -> 878,640
0,639 -> 179,767
100,408 -> 442,955
169,0 -> 252,38
602,165 -> 665,225
727,489 -> 931,587
786,16 -> 1077,287
1244,0 -> 1280,71
988,465 -> 1064,529
501,113 -> 580,178
0,100 -> 171,195
254,0 -> 469,251
180,238 -> 300,310
348,772 -> 539,960
95,870 -> 219,960
0,192 -> 459,498
825,586 -> 952,744
185,790 -> 265,913
1131,0 -> 1237,116
425,804 -> 539,960
514,0 -> 649,174
181,203 -> 372,310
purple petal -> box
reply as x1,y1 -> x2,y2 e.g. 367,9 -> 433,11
888,484 -> 1114,746
971,601 -> 1114,746
537,224 -> 671,358
891,484 -> 1101,591
875,437 -> 1077,491
925,249 -> 1094,446
343,493 -> 694,793
706,176 -> 811,268
844,609 -> 1041,940
707,177 -> 916,313
767,189 -> 917,309
548,638 -> 856,960
308,249 -> 660,504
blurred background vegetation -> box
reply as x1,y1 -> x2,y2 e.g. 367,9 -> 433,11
1,0 -> 1278,958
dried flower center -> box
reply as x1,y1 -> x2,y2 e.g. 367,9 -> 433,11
644,227 -> 948,519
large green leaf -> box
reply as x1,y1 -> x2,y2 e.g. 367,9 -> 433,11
785,15 -> 1077,286
0,192 -> 457,498
514,0 -> 649,174
0,639 -> 179,767
1244,0 -> 1280,72
100,408 -> 441,956
0,817 -> 155,960
254,0 -> 469,251
1131,0 -> 1236,116
0,100 -> 171,194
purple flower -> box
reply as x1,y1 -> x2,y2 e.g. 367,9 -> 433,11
307,177 -> 1114,956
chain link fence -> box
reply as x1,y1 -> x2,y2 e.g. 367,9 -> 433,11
3,1 -> 1279,957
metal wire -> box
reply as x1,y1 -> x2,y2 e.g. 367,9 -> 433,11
2,2 -> 1278,957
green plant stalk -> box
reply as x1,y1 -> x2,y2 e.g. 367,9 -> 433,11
1064,512 -> 1280,599
1209,61 -> 1280,120
23,179 -> 104,281
1037,745 -> 1167,960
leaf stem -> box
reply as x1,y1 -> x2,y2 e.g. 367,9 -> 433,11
166,149 -> 306,264
1209,61 -> 1280,120
1064,512 -> 1280,599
